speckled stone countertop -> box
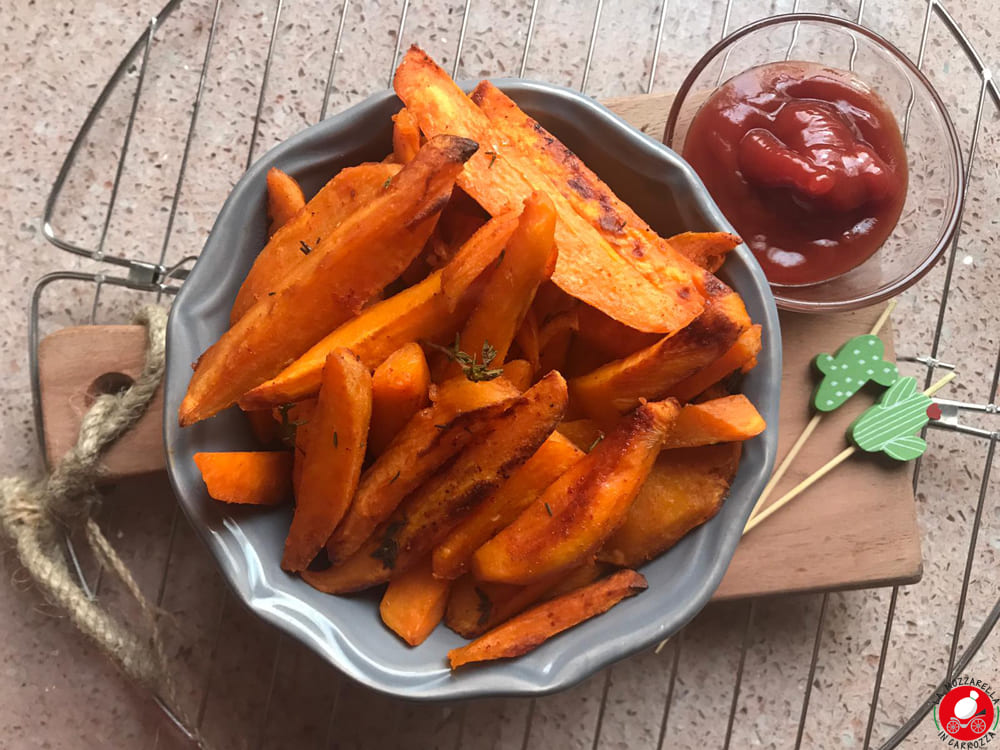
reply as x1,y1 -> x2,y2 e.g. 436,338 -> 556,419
1,1 -> 998,748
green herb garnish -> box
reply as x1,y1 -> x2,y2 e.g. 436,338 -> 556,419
484,150 -> 498,168
332,431 -> 338,448
544,502 -> 553,517
299,240 -> 313,255
587,431 -> 606,453
427,334 -> 504,383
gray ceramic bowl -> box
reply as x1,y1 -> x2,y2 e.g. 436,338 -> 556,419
164,79 -> 782,700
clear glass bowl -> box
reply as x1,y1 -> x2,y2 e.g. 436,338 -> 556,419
664,13 -> 964,313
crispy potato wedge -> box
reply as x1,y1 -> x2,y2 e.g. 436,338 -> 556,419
392,108 -> 422,164
233,162 -> 401,323
663,395 -> 765,449
240,211 -> 518,411
666,231 -> 742,273
432,432 -> 583,579
474,399 -> 680,585
181,136 -> 477,426
326,379 -> 521,564
444,192 -> 557,379
599,444 -> 741,567
302,372 -> 568,593
282,349 -> 372,571
569,280 -> 751,425
445,562 -> 603,639
380,557 -> 451,646
394,47 -> 704,334
266,167 -> 306,237
448,569 -> 647,668
667,324 -> 763,402
471,81 -> 712,295
194,451 -> 292,505
368,343 -> 431,457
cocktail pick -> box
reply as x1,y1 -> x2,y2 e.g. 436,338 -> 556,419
746,299 -> 897,522
743,371 -> 955,535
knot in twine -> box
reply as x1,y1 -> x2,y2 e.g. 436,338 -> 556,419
0,305 -> 199,743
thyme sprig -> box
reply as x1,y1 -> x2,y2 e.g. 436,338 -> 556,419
428,333 -> 504,382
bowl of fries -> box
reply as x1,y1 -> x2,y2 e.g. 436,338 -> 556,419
164,47 -> 780,699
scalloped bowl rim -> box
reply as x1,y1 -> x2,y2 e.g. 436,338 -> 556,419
163,78 -> 782,700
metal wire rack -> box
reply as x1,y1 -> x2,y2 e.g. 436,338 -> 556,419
27,0 -> 999,747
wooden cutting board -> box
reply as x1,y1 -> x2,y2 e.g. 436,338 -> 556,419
35,92 -> 922,600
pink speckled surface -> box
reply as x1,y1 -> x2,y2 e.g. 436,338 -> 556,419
1,1 -> 998,748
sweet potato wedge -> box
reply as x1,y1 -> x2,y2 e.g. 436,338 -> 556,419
500,360 -> 534,392
555,418 -> 604,452
245,409 -> 280,447
575,303 -> 659,360
443,192 -> 557,380
282,349 -> 372,572
559,398 -> 764,451
537,308 -> 578,375
666,231 -> 742,273
240,210 -> 515,411
568,280 -> 751,425
302,372 -> 568,594
444,562 -> 603,639
473,398 -> 680,585
598,443 -> 741,567
667,325 -> 763,403
432,432 -> 583,579
440,211 -> 520,312
471,80 -> 711,296
392,108 -> 422,164
368,343 -> 431,457
325,380 -> 520,564
193,451 -> 292,505
266,167 -> 306,237
181,136 -> 477,426
447,569 -> 647,668
513,309 -> 541,374
380,557 -> 451,646
663,395 -> 765,449
394,46 -> 704,334
233,162 -> 401,322
416,188 -> 493,281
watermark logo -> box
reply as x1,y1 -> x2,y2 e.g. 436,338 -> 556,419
934,677 -> 998,746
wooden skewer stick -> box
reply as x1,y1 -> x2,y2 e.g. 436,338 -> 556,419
746,299 -> 898,522
743,371 -> 956,535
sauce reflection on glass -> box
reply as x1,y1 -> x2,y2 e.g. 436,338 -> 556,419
682,61 -> 908,286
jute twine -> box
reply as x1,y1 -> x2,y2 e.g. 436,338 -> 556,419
0,305 -> 202,746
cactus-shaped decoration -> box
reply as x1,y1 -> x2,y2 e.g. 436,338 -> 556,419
850,376 -> 932,461
813,334 -> 899,412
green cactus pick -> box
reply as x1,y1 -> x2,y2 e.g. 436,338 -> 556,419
850,376 -> 933,461
813,334 -> 900,412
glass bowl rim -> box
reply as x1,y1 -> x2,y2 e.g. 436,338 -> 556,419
664,11 -> 966,313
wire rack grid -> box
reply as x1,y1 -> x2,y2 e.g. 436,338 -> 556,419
24,0 -> 1000,748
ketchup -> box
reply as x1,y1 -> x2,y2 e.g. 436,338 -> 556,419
682,62 -> 908,286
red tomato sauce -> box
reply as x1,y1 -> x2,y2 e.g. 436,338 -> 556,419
682,62 -> 908,286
